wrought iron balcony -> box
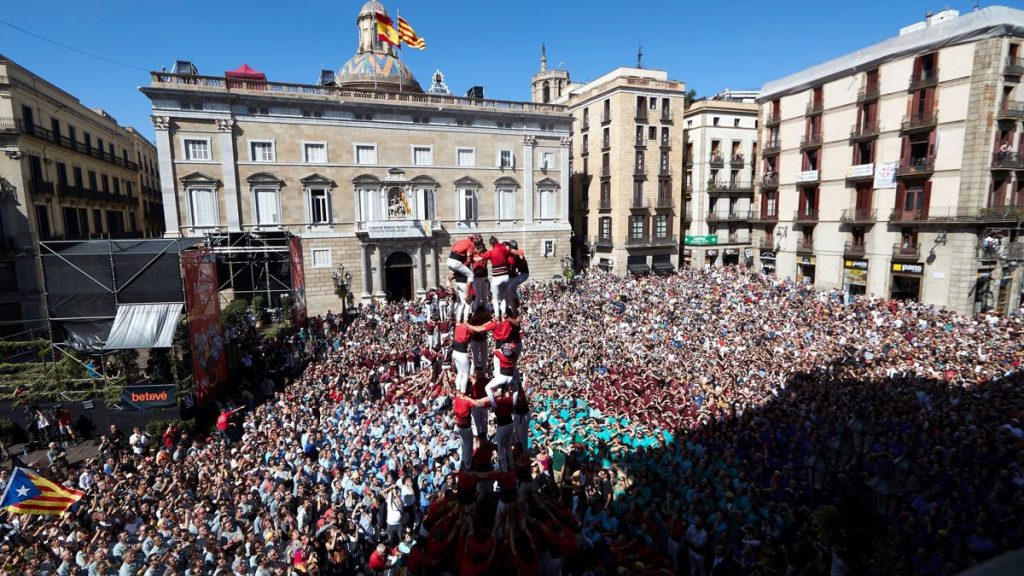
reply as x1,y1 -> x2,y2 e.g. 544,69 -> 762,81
682,210 -> 693,222
888,206 -> 1024,224
896,157 -> 935,177
794,209 -> 819,222
844,241 -> 866,255
992,152 -> 1024,170
28,179 -> 55,196
997,101 -> 1024,121
633,166 -> 647,177
684,155 -> 694,167
750,210 -> 779,223
601,111 -> 611,124
850,123 -> 880,141
892,243 -> 920,260
762,140 -> 781,156
900,111 -> 938,132
857,83 -> 880,102
765,113 -> 780,127
601,165 -> 610,177
796,239 -> 815,253
626,234 -> 649,246
602,138 -> 611,151
581,117 -> 590,130
759,237 -> 775,250
908,68 -> 939,91
760,174 -> 779,188
595,235 -> 613,247
806,101 -> 824,115
707,209 -> 753,222
730,154 -> 745,167
635,109 -> 648,123
709,180 -> 754,195
635,136 -> 647,147
660,110 -> 674,123
709,154 -> 724,167
800,133 -> 823,149
840,208 -> 877,223
1,118 -> 139,170
1004,56 -> 1023,77
631,195 -> 650,210
656,194 -> 673,208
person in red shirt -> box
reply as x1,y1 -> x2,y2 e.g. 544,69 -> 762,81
453,388 -> 490,469
489,387 -> 515,471
479,236 -> 512,320
453,314 -> 490,394
367,543 -> 389,571
447,233 -> 484,320
504,240 -> 530,315
486,342 -> 519,403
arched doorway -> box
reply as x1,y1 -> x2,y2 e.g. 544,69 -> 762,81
384,251 -> 414,302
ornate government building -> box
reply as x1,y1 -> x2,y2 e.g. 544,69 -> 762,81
142,1 -> 571,312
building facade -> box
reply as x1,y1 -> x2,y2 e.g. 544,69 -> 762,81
551,67 -> 687,275
754,7 -> 1024,314
142,1 -> 572,315
0,55 -> 162,338
682,97 -> 759,268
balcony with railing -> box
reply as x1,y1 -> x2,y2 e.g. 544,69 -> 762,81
850,122 -> 880,141
762,140 -> 781,156
635,136 -> 647,147
730,154 -> 746,167
635,109 -> 648,123
144,204 -> 165,222
794,209 -> 819,223
844,241 -> 866,256
660,110 -> 673,122
626,233 -> 649,246
900,111 -> 938,132
840,208 -> 877,223
599,194 -> 611,210
1004,56 -> 1024,77
657,165 -> 672,177
806,101 -> 824,115
142,185 -> 162,198
595,235 -> 613,247
890,205 -> 1024,223
997,101 -> 1024,121
800,132 -> 823,149
892,243 -> 920,260
601,137 -> 611,151
857,83 -> 880,102
581,117 -> 590,131
28,179 -> 55,196
602,111 -> 612,124
759,237 -> 776,250
709,179 -> 754,196
796,239 -> 815,254
0,119 -> 139,170
656,193 -> 673,208
908,68 -> 939,91
992,152 -> 1024,170
660,136 -> 671,148
760,173 -> 779,189
896,156 -> 935,177
684,155 -> 694,168
601,165 -> 610,177
651,234 -> 677,246
709,153 -> 724,168
765,113 -> 780,127
750,209 -> 779,223
631,195 -> 649,210
581,143 -> 589,155
633,166 -> 647,177
707,209 -> 753,222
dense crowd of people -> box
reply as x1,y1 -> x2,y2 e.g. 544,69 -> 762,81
2,261 -> 1023,575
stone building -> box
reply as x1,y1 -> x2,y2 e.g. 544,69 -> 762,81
682,95 -> 759,268
540,63 -> 687,275
0,55 -> 162,338
141,1 -> 572,314
754,7 -> 1024,314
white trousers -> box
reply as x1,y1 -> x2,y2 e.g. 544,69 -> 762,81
452,351 -> 471,393
490,274 -> 509,318
486,373 -> 515,403
447,258 -> 472,301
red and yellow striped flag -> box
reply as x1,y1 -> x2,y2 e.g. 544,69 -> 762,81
376,13 -> 400,46
1,467 -> 84,515
398,16 -> 426,50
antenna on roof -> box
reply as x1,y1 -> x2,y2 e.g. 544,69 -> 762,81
637,44 -> 643,69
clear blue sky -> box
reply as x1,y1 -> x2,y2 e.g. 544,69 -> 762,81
1,0 -> 994,142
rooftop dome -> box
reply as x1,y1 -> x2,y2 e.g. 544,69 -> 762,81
338,0 -> 422,93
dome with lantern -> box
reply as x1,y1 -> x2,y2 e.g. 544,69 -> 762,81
336,1 -> 422,93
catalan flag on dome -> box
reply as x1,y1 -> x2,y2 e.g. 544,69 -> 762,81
398,16 -> 426,49
376,13 -> 400,46
0,467 -> 84,515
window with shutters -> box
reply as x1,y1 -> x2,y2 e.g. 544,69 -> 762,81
599,217 -> 612,241
538,188 -> 555,220
412,146 -> 433,166
458,188 -> 478,226
308,188 -> 331,225
498,149 -> 514,169
253,187 -> 281,226
249,141 -> 275,162
496,188 -> 516,223
303,142 -> 327,163
654,214 -> 669,239
630,215 -> 645,240
456,148 -> 475,167
355,144 -> 377,165
183,138 -> 211,161
188,188 -> 217,227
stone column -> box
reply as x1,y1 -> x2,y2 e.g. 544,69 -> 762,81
151,116 -> 180,236
216,118 -> 241,231
523,135 -> 535,224
361,243 -> 373,299
374,244 -> 386,299
416,244 -> 427,296
559,136 -> 571,222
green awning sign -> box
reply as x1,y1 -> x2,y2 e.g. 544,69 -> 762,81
684,235 -> 718,246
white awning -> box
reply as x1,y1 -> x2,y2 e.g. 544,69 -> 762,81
104,303 -> 183,350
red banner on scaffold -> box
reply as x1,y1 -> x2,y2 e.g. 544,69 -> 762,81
181,249 -> 227,405
289,237 -> 307,327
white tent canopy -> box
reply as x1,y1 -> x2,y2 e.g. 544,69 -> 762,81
104,303 -> 183,350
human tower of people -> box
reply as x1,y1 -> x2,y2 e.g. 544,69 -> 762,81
2,242 -> 1024,575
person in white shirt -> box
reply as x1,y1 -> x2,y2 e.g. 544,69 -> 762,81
686,517 -> 709,576
129,427 -> 149,456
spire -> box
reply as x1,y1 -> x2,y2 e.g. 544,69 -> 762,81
540,43 -> 547,72
637,44 -> 643,69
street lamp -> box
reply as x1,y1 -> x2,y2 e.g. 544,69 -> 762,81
849,418 -> 883,455
805,453 -> 835,493
865,474 -> 904,516
560,254 -> 573,280
331,264 -> 353,313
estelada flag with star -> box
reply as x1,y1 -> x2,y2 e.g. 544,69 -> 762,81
1,467 -> 83,515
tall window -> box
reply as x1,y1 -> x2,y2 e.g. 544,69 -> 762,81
497,188 -> 515,222
413,146 -> 433,166
356,144 -> 377,165
189,188 -> 217,227
538,189 -> 555,220
253,188 -> 280,225
304,143 -> 327,163
630,215 -> 645,239
184,139 -> 210,161
457,148 -> 475,167
498,150 -> 514,169
308,188 -> 331,224
458,188 -> 477,225
654,214 -> 669,238
541,152 -> 554,170
599,217 -> 611,240
250,141 -> 275,162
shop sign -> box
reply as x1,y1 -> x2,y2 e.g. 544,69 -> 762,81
891,262 -> 923,275
800,256 -> 815,265
844,259 -> 868,270
760,250 -> 776,260
685,235 -> 718,246
724,249 -> 739,255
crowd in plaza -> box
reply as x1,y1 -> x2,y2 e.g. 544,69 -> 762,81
2,238 -> 1024,574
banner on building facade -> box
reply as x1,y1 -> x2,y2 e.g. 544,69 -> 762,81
874,161 -> 898,189
289,237 -> 307,327
182,249 -> 227,406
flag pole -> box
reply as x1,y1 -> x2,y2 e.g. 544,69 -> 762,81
397,8 -> 404,93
